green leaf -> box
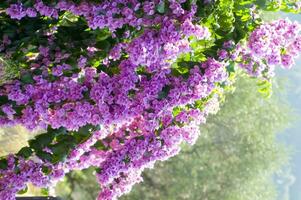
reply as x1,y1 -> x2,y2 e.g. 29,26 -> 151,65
17,186 -> 28,195
35,132 -> 56,147
194,98 -> 211,111
178,61 -> 200,69
158,85 -> 171,100
74,125 -> 94,144
23,0 -> 34,7
257,80 -> 272,98
41,188 -> 49,196
128,89 -> 136,99
194,53 -> 207,62
156,1 -> 166,14
20,73 -> 34,84
56,127 -> 67,135
13,105 -> 25,116
42,166 -> 52,175
95,40 -> 111,52
239,0 -> 254,5
123,155 -> 131,164
92,60 -> 101,68
95,168 -> 102,174
93,140 -> 108,151
74,134 -> 91,144
172,107 -> 182,117
78,124 -> 94,136
29,139 -> 43,151
36,151 -> 53,162
0,96 -> 9,106
56,134 -> 76,144
94,124 -> 101,131
50,142 -> 70,156
33,68 -> 43,75
0,159 -> 8,170
47,126 -> 67,136
59,12 -> 79,26
226,62 -> 235,73
17,147 -> 33,159
95,28 -> 111,41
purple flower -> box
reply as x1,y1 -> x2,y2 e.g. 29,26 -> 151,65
77,56 -> 87,68
218,49 -> 229,60
26,8 -> 37,17
281,54 -> 294,69
1,105 -> 15,118
238,19 -> 301,78
6,4 -> 26,20
223,40 -> 235,49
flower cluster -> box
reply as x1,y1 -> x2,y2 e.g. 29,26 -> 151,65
6,0 -> 199,32
238,19 -> 301,78
0,154 -> 63,200
0,129 -> 107,200
0,95 -> 219,200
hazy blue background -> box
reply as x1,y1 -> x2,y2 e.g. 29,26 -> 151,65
276,13 -> 301,200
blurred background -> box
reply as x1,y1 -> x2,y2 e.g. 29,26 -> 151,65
275,12 -> 301,200
1,10 -> 301,200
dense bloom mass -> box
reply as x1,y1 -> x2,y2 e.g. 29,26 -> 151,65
0,1 -> 300,200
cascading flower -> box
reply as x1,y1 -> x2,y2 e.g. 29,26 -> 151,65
238,18 -> 301,78
0,1 -> 300,200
